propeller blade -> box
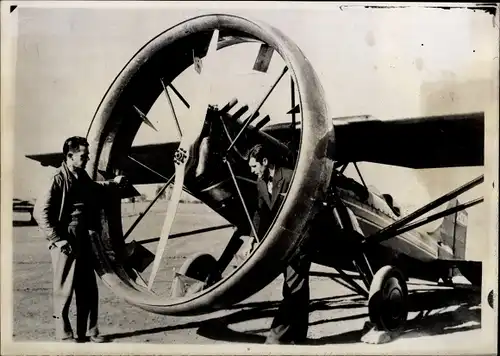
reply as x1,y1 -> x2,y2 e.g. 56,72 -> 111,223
147,29 -> 220,290
147,162 -> 186,289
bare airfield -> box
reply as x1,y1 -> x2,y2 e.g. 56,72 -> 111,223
13,200 -> 481,349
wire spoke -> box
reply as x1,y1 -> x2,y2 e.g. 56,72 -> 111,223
137,224 -> 234,245
127,155 -> 196,197
168,83 -> 190,109
218,114 -> 247,160
124,155 -> 178,239
226,66 -> 289,154
124,174 -> 175,239
160,78 -> 183,137
225,159 -> 259,241
128,155 -> 171,182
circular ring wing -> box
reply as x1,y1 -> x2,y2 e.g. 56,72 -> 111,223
86,13 -> 334,315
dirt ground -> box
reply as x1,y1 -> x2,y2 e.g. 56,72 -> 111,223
8,202 -> 490,354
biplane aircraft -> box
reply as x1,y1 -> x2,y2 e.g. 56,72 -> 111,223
12,198 -> 36,223
26,13 -> 484,334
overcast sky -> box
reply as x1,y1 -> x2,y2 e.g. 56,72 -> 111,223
6,2 -> 498,260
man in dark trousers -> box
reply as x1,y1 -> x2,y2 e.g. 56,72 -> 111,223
242,144 -> 311,345
34,136 -> 127,343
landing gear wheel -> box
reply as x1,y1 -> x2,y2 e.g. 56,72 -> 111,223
458,262 -> 482,287
368,265 -> 408,332
180,253 -> 221,284
171,253 -> 221,298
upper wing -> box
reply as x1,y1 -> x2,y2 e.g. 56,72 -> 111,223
27,111 -> 484,183
330,112 -> 484,169
260,112 -> 484,169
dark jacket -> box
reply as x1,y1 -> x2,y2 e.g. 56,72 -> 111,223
33,162 -> 116,246
251,166 -> 293,240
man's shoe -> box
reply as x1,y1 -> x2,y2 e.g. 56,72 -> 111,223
265,336 -> 283,344
59,336 -> 76,343
89,335 -> 109,343
75,336 -> 89,343
265,336 -> 302,345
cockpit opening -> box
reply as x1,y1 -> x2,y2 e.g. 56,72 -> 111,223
381,193 -> 401,217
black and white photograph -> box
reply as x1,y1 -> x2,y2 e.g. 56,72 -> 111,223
1,1 -> 498,355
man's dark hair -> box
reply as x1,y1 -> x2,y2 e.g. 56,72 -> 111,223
248,144 -> 274,164
63,136 -> 89,158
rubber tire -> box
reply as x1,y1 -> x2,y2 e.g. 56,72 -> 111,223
171,253 -> 222,298
368,265 -> 408,332
458,262 -> 482,287
178,253 -> 221,282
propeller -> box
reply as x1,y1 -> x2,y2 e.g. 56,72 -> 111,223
147,29 -> 220,290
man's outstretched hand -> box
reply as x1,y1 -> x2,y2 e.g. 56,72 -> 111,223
238,235 -> 257,261
113,175 -> 128,187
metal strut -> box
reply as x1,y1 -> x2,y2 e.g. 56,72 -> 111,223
363,174 -> 484,248
330,193 -> 373,297
393,197 -> 483,237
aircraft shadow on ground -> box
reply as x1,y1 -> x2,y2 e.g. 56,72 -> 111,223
196,293 -> 368,344
308,287 -> 481,345
103,293 -> 361,342
195,287 -> 481,345
103,285 -> 480,344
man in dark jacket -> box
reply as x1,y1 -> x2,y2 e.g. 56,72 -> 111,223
242,144 -> 311,345
33,136 -> 126,343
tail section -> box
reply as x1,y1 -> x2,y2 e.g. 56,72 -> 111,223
436,198 -> 468,260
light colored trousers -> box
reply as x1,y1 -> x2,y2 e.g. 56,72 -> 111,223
50,220 -> 99,339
